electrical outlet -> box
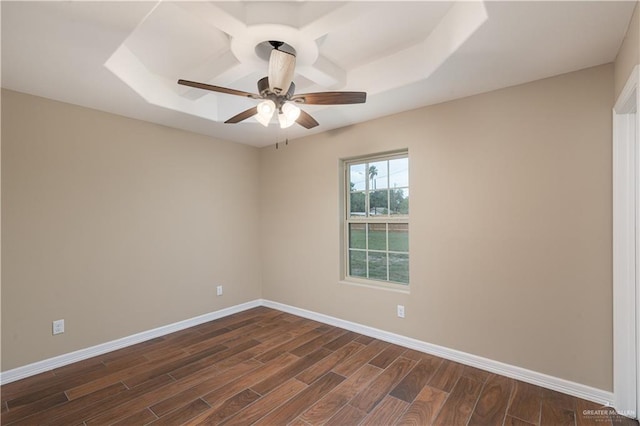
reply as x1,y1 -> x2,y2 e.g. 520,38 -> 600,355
397,305 -> 405,318
216,285 -> 223,296
52,319 -> 65,335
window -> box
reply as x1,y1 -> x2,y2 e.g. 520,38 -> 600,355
344,152 -> 409,286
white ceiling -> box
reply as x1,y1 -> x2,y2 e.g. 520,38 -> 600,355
2,1 -> 635,147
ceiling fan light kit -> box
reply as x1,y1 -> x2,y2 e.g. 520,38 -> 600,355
278,103 -> 301,129
256,100 -> 276,127
177,40 -> 367,130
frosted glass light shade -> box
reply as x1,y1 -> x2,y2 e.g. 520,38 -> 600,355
278,103 -> 300,128
255,100 -> 275,127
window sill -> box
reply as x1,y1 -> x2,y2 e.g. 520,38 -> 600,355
338,279 -> 410,294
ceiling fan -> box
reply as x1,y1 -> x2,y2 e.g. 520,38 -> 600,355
177,41 -> 367,130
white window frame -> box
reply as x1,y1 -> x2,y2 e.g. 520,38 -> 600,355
342,151 -> 409,291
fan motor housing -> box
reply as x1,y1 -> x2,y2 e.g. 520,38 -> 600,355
257,76 -> 295,99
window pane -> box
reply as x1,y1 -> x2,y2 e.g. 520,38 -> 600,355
349,192 -> 366,217
344,154 -> 409,287
349,223 -> 366,249
368,252 -> 388,281
389,157 -> 409,188
390,188 -> 409,215
349,250 -> 367,278
389,253 -> 409,284
388,223 -> 408,252
370,190 -> 388,215
368,161 -> 388,190
368,223 -> 386,251
350,163 -> 367,191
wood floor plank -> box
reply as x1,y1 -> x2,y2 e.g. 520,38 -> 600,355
155,329 -> 215,351
5,363 -> 108,409
360,394 -> 409,425
49,374 -> 174,426
540,401 -> 576,426
368,344 -> 406,369
168,339 -> 259,380
432,376 -> 483,426
7,382 -> 128,425
64,352 -> 183,401
332,339 -> 389,377
300,364 -> 382,424
256,325 -> 323,362
184,324 -> 262,356
505,414 -> 537,425
350,356 -> 416,413
111,408 -> 158,426
188,388 -> 261,424
390,356 -> 443,403
221,378 -> 307,425
507,380 -> 542,424
99,337 -> 166,364
468,373 -> 514,426
543,387 -> 577,411
462,364 -> 491,383
148,398 -> 210,426
540,388 -> 577,426
251,347 -> 333,395
86,356 -> 258,425
101,353 -> 149,371
396,384 -> 448,425
289,327 -> 348,357
149,359 -> 263,417
355,335 -> 375,345
296,341 -> 364,384
254,328 -> 326,362
124,343 -> 241,387
324,403 -> 368,426
323,330 -> 360,351
253,372 -> 345,425
201,353 -> 300,410
428,359 -> 466,392
0,391 -> 68,424
51,356 -> 106,378
289,418 -> 312,426
1,371 -> 56,403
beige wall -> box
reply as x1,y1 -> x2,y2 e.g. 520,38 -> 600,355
260,64 -> 614,390
615,2 -> 639,99
1,89 -> 262,370
2,64 -> 615,391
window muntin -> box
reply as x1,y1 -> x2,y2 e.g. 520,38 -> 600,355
345,153 -> 409,285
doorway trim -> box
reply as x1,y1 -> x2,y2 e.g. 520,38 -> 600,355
613,64 -> 638,418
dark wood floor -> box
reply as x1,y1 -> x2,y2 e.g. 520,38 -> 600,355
1,307 -> 636,426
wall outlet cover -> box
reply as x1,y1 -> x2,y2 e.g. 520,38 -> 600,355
53,319 -> 65,335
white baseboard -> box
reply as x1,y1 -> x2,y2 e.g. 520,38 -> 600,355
1,298 -> 614,408
261,299 -> 615,407
0,300 -> 261,385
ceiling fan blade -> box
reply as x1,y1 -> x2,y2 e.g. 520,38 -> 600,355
268,49 -> 296,95
296,109 -> 319,129
178,79 -> 260,99
291,91 -> 367,105
225,106 -> 258,124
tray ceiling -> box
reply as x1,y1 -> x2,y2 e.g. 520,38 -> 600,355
1,1 -> 635,147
